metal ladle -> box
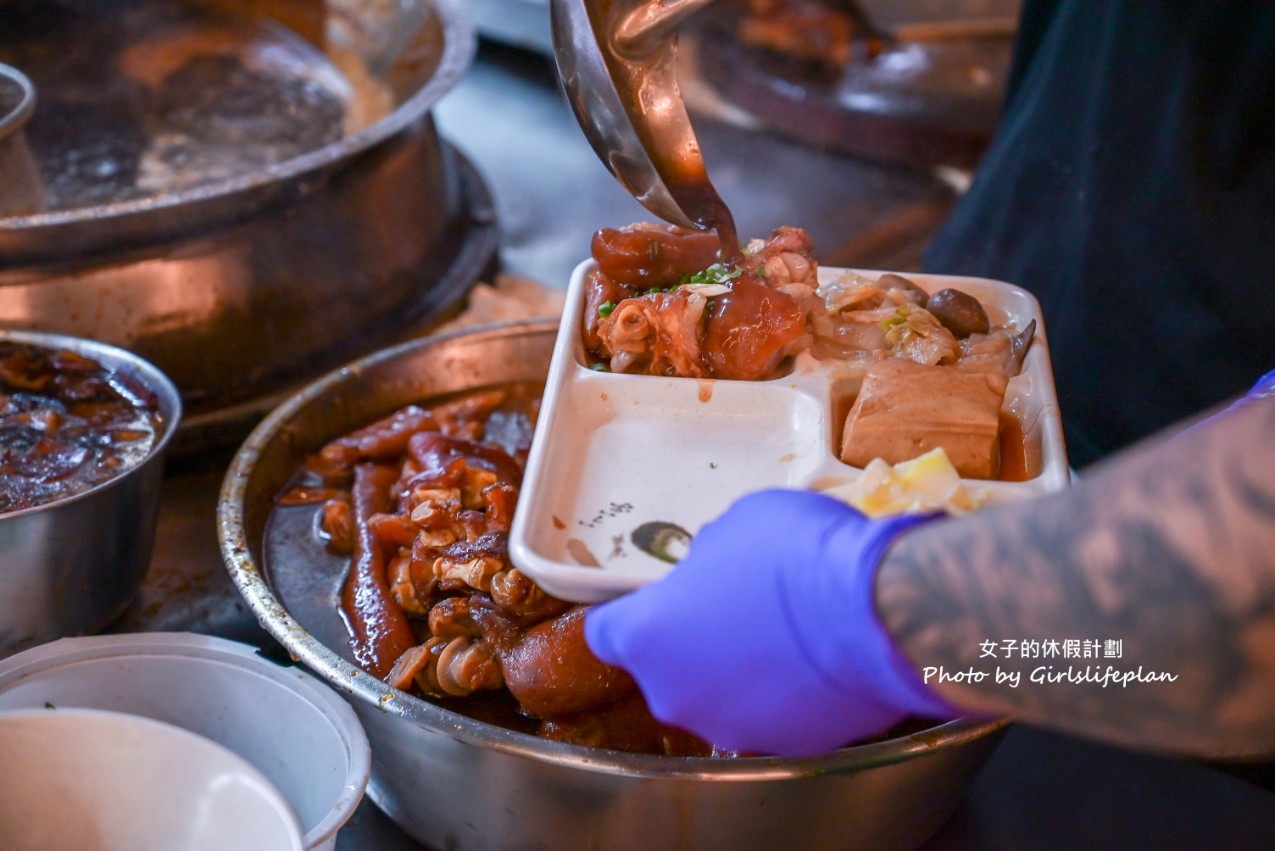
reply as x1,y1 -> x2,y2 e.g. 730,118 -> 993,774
550,0 -> 741,257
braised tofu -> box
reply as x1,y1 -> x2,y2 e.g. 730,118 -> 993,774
840,358 -> 1009,479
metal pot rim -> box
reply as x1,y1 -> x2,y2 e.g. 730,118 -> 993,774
219,320 -> 1010,782
0,327 -> 183,519
0,0 -> 475,231
0,63 -> 36,142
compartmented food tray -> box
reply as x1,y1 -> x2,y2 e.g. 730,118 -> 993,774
509,262 -> 1069,602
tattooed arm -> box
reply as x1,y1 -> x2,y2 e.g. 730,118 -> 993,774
585,389 -> 1275,757
879,397 -> 1275,757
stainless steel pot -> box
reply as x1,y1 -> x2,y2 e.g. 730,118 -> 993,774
0,0 -> 497,450
219,320 -> 1009,851
0,328 -> 181,656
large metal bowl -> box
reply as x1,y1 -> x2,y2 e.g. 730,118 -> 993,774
0,328 -> 181,656
0,0 -> 496,445
219,320 -> 1009,851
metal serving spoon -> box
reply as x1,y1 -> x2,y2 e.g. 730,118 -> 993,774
550,0 -> 740,257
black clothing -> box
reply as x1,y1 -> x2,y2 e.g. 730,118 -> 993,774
923,0 -> 1275,468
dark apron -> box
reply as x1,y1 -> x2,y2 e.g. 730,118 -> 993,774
923,0 -> 1275,469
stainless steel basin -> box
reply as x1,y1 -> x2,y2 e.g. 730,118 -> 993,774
219,320 -> 1008,851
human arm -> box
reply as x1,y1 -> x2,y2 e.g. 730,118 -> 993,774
879,391 -> 1275,758
586,387 -> 1275,758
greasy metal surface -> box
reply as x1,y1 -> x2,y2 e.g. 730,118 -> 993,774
0,329 -> 181,656
163,147 -> 500,459
1,3 -> 354,213
470,0 -> 1023,74
0,0 -> 466,232
855,0 -> 1022,34
686,3 -> 1013,169
219,320 -> 1009,851
0,0 -> 492,432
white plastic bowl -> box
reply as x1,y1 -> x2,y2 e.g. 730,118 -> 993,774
0,707 -> 305,851
0,633 -> 370,851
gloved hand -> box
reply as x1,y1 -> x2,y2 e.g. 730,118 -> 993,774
584,489 -> 960,757
1182,368 -> 1274,436
1238,368 -> 1275,404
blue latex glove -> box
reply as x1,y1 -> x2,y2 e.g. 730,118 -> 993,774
1182,368 -> 1275,436
585,489 -> 960,757
1238,368 -> 1275,404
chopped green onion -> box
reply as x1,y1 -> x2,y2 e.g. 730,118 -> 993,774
881,307 -> 912,347
598,300 -> 616,318
680,262 -> 742,287
879,306 -> 911,331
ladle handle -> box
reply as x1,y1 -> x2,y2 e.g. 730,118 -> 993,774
0,63 -> 47,218
601,0 -> 739,254
613,0 -> 718,56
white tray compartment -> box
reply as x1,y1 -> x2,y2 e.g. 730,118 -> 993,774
510,262 -> 1070,602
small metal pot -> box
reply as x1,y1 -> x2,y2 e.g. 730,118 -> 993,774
219,320 -> 1008,851
0,328 -> 181,656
